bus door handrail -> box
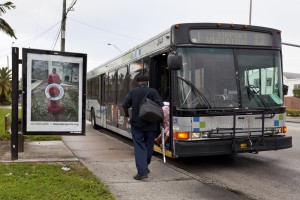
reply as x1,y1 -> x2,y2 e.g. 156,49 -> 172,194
233,109 -> 237,152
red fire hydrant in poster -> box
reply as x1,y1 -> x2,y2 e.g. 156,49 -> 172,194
45,68 -> 64,113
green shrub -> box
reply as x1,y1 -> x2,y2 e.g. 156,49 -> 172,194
286,109 -> 300,117
293,88 -> 300,98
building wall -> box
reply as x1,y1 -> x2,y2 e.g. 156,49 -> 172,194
284,96 -> 300,109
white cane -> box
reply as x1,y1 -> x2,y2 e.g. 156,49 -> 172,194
161,127 -> 166,163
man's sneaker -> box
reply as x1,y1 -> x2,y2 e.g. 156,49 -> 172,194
133,174 -> 148,180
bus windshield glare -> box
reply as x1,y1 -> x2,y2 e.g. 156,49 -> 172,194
175,48 -> 283,109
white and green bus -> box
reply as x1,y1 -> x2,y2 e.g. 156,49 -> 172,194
87,23 -> 292,158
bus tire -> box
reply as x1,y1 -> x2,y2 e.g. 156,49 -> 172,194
91,109 -> 98,129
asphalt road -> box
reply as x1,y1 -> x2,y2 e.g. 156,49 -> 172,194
167,122 -> 299,200
98,122 -> 299,200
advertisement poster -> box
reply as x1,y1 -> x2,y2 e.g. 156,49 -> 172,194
22,48 -> 86,135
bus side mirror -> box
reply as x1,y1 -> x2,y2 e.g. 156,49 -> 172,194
168,54 -> 182,70
283,84 -> 288,96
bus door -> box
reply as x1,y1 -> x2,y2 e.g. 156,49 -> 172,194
149,54 -> 169,101
150,53 -> 173,157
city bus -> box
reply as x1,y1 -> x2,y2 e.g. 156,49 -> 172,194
86,23 -> 292,158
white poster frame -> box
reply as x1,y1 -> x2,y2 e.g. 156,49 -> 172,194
22,48 -> 86,135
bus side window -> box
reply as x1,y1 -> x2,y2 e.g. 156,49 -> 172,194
117,66 -> 128,104
100,74 -> 105,104
105,70 -> 118,104
143,57 -> 149,77
112,71 -> 118,104
129,61 -> 143,90
87,79 -> 92,99
105,72 -> 110,103
91,76 -> 99,99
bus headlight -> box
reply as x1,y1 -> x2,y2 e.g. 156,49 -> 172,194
175,131 -> 211,140
192,132 -> 201,139
191,131 -> 210,139
275,127 -> 282,133
275,126 -> 287,134
202,132 -> 210,138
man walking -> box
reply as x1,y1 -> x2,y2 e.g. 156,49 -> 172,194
122,75 -> 163,180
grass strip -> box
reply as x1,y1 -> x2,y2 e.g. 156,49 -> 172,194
0,162 -> 115,200
0,108 -> 61,141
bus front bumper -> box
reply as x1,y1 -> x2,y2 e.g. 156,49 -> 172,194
173,135 -> 292,158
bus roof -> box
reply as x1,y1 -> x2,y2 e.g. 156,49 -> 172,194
87,28 -> 171,79
87,22 -> 282,79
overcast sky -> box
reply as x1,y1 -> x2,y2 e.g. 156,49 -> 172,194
0,0 -> 299,73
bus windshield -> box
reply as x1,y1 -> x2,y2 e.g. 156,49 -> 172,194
175,48 -> 283,109
237,49 -> 283,109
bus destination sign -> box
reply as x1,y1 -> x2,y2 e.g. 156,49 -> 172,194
190,29 -> 273,46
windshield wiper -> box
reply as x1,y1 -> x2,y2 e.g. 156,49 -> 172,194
176,76 -> 211,109
246,85 -> 269,108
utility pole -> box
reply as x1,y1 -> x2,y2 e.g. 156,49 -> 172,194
11,47 -> 20,160
249,0 -> 252,25
61,0 -> 66,52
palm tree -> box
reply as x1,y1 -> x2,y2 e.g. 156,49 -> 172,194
0,67 -> 12,104
0,1 -> 17,39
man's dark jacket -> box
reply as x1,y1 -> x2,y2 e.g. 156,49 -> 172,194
122,85 -> 163,131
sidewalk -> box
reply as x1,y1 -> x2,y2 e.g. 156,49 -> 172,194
0,141 -> 78,163
0,123 -> 247,200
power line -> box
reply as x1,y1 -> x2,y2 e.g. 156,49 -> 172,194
34,0 -> 43,39
67,0 -> 77,13
0,21 -> 61,62
14,21 -> 61,47
283,42 -> 300,48
68,17 -> 144,41
52,25 -> 62,50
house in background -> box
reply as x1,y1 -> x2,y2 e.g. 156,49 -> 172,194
51,61 -> 79,84
283,72 -> 300,96
283,72 -> 300,109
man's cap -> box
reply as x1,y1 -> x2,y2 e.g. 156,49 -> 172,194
136,75 -> 149,82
